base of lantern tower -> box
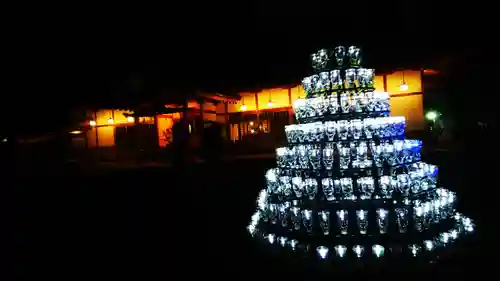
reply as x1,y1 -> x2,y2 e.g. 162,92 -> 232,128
251,232 -> 477,275
247,186 -> 476,270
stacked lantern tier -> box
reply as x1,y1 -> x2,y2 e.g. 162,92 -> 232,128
266,160 -> 437,203
248,188 -> 474,261
262,188 -> 456,243
301,68 -> 376,98
250,213 -> 474,261
246,46 -> 475,262
281,134 -> 416,171
285,116 -> 405,144
292,91 -> 390,123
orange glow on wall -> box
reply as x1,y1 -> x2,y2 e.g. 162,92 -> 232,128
94,109 -> 134,126
113,110 -> 134,124
257,88 -> 290,109
216,115 -> 226,124
86,98 -> 228,148
157,115 -> 174,147
165,100 -> 215,110
230,92 -> 257,112
87,129 -> 97,148
216,103 -> 227,114
423,69 -> 439,75
170,101 -> 202,109
229,73 -> 393,114
386,71 -> 421,94
84,70 -> 425,149
204,113 -> 217,122
230,124 -> 239,141
374,75 -> 385,91
95,110 -> 113,126
202,102 -> 216,112
97,126 -> 115,147
189,101 -> 201,109
390,94 -> 424,131
290,85 -> 305,101
227,70 -> 424,131
137,117 -> 153,124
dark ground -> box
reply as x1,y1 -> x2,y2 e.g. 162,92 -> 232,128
10,148 -> 494,279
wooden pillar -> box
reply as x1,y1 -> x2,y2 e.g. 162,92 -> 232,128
255,92 -> 260,122
239,96 -> 244,141
111,109 -> 116,148
84,129 -> 89,149
153,114 -> 159,148
182,98 -> 189,127
180,98 -> 190,147
288,87 -> 294,124
383,75 -> 388,92
198,97 -> 205,129
420,68 -> 426,131
94,111 -> 99,148
178,97 -> 190,161
197,97 -> 205,150
224,102 -> 230,141
420,68 -> 425,94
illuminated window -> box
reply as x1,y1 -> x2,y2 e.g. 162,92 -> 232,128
230,124 -> 239,141
260,120 -> 270,133
239,120 -> 270,137
138,117 -> 155,124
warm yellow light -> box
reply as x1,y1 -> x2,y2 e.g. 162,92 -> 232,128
89,120 -> 96,127
70,130 -> 82,135
249,121 -> 254,126
267,101 -> 273,107
240,104 -> 247,111
400,82 -> 409,91
127,116 -> 135,122
107,118 -> 114,124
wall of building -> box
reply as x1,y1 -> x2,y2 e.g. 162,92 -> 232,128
84,109 -> 135,148
78,70 -> 424,151
83,99 -> 224,149
258,88 -> 292,110
94,109 -> 134,126
386,70 -> 424,131
386,70 -> 422,94
86,129 -> 97,148
157,113 -> 181,147
390,93 -> 424,131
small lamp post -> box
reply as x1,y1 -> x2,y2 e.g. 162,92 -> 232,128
425,110 -> 442,142
425,111 -> 440,127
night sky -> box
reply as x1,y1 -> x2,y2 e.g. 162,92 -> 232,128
4,2 -> 493,135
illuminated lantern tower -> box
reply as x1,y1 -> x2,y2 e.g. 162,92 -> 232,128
246,46 -> 475,265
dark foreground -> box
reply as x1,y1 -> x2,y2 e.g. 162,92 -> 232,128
12,151 -> 492,279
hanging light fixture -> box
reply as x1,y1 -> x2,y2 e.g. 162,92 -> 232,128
267,91 -> 273,107
240,96 -> 247,111
108,117 -> 114,124
89,120 -> 96,127
400,70 -> 409,91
